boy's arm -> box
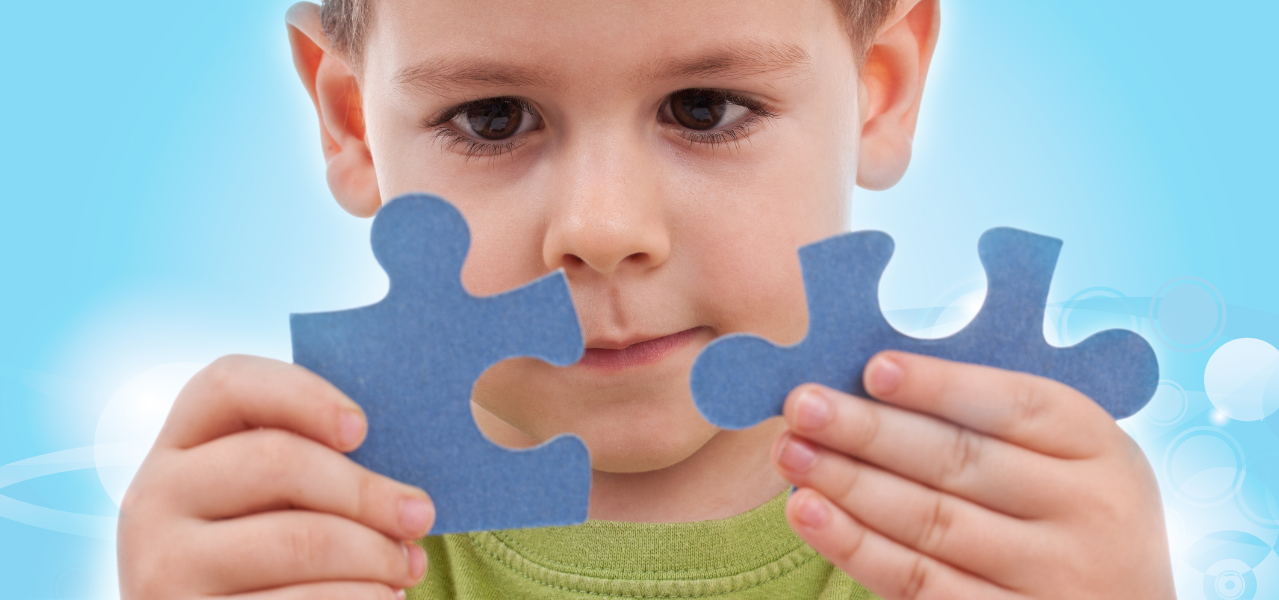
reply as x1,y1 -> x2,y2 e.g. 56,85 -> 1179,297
117,355 -> 433,600
773,351 -> 1174,599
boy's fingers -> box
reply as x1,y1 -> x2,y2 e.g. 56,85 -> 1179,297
228,581 -> 406,600
785,489 -> 1020,600
156,354 -> 366,452
781,385 -> 1070,517
174,428 -> 434,540
861,351 -> 1119,459
775,435 -> 1040,585
197,511 -> 426,594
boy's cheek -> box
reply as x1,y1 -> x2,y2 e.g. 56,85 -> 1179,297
458,213 -> 554,296
686,236 -> 812,347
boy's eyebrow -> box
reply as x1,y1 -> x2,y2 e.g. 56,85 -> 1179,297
394,58 -> 559,96
644,41 -> 813,82
393,41 -> 812,96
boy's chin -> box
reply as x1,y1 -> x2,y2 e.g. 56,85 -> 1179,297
479,402 -> 722,474
470,383 -> 723,475
581,417 -> 722,474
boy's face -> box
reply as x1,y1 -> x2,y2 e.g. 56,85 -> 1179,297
347,0 -> 863,473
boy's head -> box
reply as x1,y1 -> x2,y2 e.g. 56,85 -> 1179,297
288,0 -> 938,474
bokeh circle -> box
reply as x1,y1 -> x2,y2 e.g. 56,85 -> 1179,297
1204,559 -> 1257,600
1163,427 -> 1246,507
1210,569 -> 1254,600
1149,277 -> 1227,353
1144,379 -> 1188,426
1056,287 -> 1140,347
1204,338 -> 1279,422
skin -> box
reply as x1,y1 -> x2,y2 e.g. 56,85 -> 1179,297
116,1 -> 1176,599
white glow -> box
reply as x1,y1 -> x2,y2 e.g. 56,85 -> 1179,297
94,363 -> 205,507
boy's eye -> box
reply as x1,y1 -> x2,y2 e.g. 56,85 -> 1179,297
665,89 -> 751,131
448,98 -> 540,140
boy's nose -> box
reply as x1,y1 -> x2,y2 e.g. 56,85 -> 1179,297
542,136 -> 671,277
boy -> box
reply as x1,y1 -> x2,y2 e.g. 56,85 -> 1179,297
117,0 -> 1176,598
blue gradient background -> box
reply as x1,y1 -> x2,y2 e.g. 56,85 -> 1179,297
1,1 -> 1275,598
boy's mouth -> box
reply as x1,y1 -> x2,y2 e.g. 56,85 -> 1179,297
579,327 -> 709,371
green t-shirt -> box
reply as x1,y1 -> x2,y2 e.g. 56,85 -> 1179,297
408,492 -> 880,599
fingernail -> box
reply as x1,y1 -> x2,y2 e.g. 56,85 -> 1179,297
395,589 -> 407,600
777,436 -> 817,472
865,355 -> 903,397
795,494 -> 829,528
407,542 -> 427,581
400,497 -> 434,537
795,390 -> 831,431
338,410 -> 365,448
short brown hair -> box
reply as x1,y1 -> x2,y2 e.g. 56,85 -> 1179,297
320,0 -> 898,71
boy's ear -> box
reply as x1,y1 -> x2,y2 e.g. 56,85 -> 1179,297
287,2 -> 381,217
856,0 -> 940,191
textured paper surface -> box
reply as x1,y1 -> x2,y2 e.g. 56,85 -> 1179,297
691,228 -> 1160,430
291,194 -> 590,534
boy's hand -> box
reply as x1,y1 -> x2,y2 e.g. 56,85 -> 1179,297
774,351 -> 1174,600
117,355 -> 434,600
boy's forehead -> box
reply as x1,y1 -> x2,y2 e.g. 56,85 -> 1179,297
364,0 -> 846,93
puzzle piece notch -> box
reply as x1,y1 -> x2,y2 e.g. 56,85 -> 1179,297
691,227 -> 1159,431
292,194 -> 590,534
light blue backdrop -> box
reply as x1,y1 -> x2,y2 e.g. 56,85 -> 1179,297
1,2 -> 1274,598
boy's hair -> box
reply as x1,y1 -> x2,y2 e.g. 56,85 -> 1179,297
319,0 -> 899,72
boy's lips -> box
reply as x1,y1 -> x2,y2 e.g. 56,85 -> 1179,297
579,327 -> 709,371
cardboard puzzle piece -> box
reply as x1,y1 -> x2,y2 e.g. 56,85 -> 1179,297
691,228 -> 1159,430
291,194 -> 590,535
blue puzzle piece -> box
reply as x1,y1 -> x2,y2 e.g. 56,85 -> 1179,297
291,194 -> 590,534
691,228 -> 1159,429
